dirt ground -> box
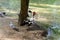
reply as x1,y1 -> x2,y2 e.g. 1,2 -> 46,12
0,17 -> 46,40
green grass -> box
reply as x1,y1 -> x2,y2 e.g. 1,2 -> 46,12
30,0 -> 56,4
29,4 -> 51,8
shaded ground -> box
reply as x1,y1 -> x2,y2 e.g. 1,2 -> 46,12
0,17 -> 46,40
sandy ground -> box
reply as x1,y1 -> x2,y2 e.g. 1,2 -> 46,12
0,17 -> 46,40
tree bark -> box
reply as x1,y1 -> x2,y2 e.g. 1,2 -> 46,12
18,0 -> 29,26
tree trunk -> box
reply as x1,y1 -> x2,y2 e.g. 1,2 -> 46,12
18,0 -> 29,26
